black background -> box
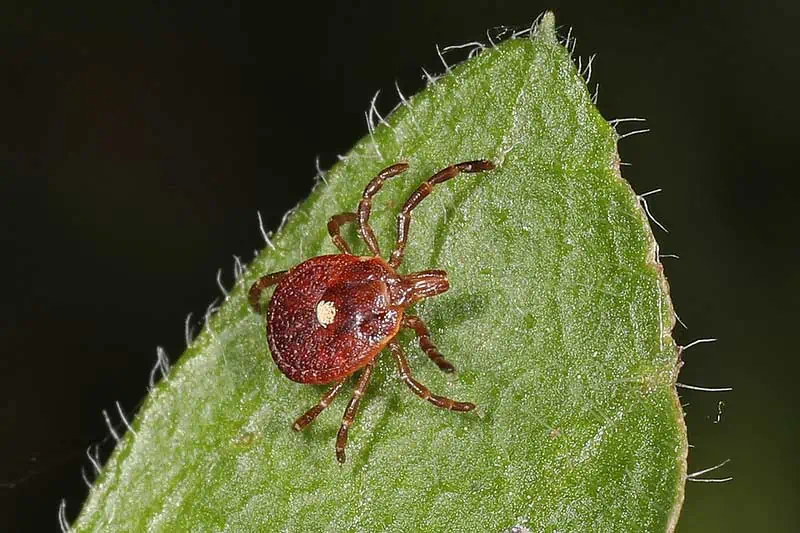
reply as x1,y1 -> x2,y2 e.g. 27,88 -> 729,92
2,2 -> 798,532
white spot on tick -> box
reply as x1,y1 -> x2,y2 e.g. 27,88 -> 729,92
316,300 -> 337,327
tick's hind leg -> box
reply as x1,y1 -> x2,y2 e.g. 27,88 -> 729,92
327,212 -> 357,254
336,360 -> 376,463
292,379 -> 347,431
358,162 -> 409,257
248,271 -> 287,313
389,340 -> 475,412
388,159 -> 495,269
402,315 -> 455,373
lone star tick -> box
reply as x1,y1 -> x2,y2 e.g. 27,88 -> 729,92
249,159 -> 495,463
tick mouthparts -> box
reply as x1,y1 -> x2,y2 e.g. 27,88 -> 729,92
400,270 -> 450,306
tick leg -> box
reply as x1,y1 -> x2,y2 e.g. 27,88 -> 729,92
292,379 -> 348,431
358,162 -> 409,257
248,271 -> 286,313
335,360 -> 376,463
327,212 -> 357,254
402,315 -> 456,373
389,340 -> 475,412
388,159 -> 495,269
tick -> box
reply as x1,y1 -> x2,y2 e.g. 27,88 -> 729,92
249,159 -> 495,463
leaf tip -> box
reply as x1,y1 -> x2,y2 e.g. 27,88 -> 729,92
534,11 -> 557,43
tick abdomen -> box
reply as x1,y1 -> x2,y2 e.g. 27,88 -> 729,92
267,255 -> 402,384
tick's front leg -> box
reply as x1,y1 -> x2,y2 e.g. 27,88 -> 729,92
389,340 -> 475,412
402,315 -> 455,373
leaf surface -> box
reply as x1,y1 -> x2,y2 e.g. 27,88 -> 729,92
76,13 -> 687,532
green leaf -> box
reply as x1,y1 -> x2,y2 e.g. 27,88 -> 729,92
75,13 -> 686,532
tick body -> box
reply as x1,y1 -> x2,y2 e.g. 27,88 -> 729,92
249,159 -> 495,463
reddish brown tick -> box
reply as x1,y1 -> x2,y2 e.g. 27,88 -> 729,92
249,160 -> 495,463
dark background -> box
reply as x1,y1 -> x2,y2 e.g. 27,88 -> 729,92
2,2 -> 797,531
